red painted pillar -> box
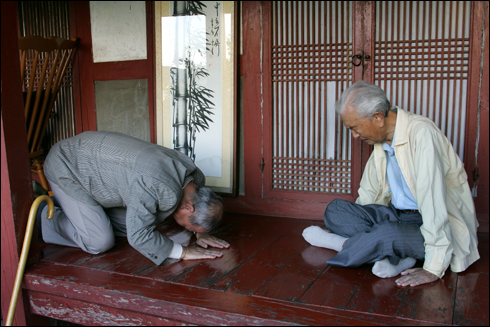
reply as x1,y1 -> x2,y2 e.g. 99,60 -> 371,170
465,1 -> 489,229
474,2 -> 489,225
1,1 -> 47,325
241,1 -> 264,198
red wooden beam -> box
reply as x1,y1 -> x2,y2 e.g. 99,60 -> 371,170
68,1 -> 83,136
223,195 -> 329,220
24,260 -> 433,326
473,1 -> 489,221
359,1 -> 375,173
74,1 -> 97,132
241,1 -> 264,198
146,0 -> 156,144
27,292 -> 193,326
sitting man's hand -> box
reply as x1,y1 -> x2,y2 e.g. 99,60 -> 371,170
196,233 -> 230,249
395,268 -> 439,287
180,246 -> 223,260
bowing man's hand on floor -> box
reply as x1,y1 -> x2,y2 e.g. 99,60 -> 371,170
196,233 -> 230,249
179,233 -> 230,260
181,246 -> 224,260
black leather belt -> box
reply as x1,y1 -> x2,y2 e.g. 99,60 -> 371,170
403,209 -> 419,213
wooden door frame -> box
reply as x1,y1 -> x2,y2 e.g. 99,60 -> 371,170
1,2 -> 49,325
74,1 -> 156,142
224,1 -> 331,219
225,1 -> 489,221
465,1 -> 489,220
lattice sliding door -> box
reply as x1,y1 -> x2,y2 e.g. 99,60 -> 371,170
268,1 -> 354,198
374,1 -> 471,160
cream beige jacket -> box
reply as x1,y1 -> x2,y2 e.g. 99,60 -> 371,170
356,108 -> 479,278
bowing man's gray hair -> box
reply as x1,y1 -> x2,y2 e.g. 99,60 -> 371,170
335,81 -> 391,118
189,186 -> 224,233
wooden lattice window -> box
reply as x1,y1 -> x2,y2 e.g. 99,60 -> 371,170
374,1 -> 471,160
271,1 -> 354,195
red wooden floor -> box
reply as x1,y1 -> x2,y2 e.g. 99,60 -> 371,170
23,213 -> 488,326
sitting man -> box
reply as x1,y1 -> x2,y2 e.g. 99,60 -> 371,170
38,131 -> 230,264
303,81 -> 479,287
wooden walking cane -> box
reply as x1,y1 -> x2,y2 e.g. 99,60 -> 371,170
6,195 -> 54,326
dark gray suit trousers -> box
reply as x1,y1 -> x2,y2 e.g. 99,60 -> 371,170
324,199 -> 426,268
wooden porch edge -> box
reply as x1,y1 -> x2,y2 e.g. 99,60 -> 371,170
23,260 -> 446,326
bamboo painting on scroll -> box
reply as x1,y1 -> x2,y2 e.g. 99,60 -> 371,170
161,0 -> 234,192
169,1 -> 224,178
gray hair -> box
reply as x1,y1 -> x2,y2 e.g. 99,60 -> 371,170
335,81 -> 391,118
189,186 -> 224,233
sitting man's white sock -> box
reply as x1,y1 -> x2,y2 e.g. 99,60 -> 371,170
302,226 -> 347,252
372,257 -> 417,278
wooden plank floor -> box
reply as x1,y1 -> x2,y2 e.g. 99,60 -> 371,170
24,213 -> 489,326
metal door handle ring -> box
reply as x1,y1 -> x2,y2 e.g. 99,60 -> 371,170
351,54 -> 363,66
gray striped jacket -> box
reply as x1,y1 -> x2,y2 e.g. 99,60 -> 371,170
44,131 -> 205,264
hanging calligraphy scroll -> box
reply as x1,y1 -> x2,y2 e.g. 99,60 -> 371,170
156,1 -> 236,194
